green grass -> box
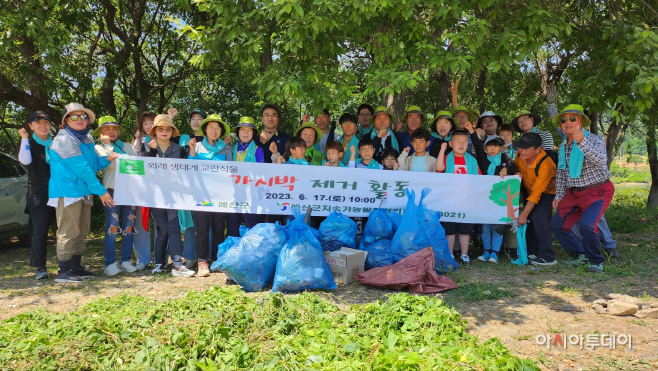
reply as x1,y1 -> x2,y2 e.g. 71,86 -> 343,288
0,287 -> 539,370
442,282 -> 517,305
606,187 -> 658,233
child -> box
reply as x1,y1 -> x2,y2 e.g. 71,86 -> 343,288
271,136 -> 311,165
338,113 -> 360,165
381,148 -> 399,170
188,114 -> 240,277
397,128 -> 436,172
292,122 -> 324,165
435,124 -> 483,265
476,135 -> 517,264
497,124 -> 516,161
17,111 -> 56,279
94,116 -> 139,276
349,138 -> 384,169
232,116 -> 265,228
49,103 -> 118,283
139,114 -> 195,278
428,111 -> 456,158
323,141 -> 346,167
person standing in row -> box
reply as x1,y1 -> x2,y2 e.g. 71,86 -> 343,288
17,111 -> 57,280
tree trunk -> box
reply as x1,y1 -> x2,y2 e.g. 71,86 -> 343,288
589,110 -> 598,135
477,69 -> 486,114
382,89 -> 406,124
604,113 -> 628,169
646,119 -> 658,209
435,69 -> 451,112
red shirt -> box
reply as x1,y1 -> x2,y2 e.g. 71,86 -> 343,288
440,155 -> 482,174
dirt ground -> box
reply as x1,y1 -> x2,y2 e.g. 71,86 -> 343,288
1,234 -> 657,371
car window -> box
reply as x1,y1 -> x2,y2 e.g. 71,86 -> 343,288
0,154 -> 20,178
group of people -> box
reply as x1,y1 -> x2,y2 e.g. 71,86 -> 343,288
17,88 -> 618,283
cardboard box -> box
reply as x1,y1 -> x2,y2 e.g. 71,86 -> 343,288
324,247 -> 368,284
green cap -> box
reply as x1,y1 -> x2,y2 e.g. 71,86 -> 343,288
199,114 -> 231,139
370,106 -> 396,124
552,104 -> 591,127
430,111 -> 456,133
294,122 -> 323,145
92,115 -> 123,137
452,106 -> 478,122
189,108 -> 207,121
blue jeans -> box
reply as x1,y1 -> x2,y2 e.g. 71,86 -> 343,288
481,224 -> 503,253
183,227 -> 196,260
133,207 -> 155,266
571,214 -> 616,249
103,192 -> 136,267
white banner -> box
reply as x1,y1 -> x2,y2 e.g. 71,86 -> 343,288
114,156 -> 521,224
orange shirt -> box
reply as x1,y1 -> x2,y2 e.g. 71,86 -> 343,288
515,148 -> 556,204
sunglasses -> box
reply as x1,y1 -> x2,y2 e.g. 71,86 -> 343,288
560,115 -> 578,124
68,114 -> 89,121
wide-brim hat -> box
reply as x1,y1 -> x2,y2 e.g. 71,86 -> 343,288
294,122 -> 323,145
149,114 -> 180,137
92,115 -> 124,137
451,106 -> 478,122
199,114 -> 230,139
430,111 -> 457,133
231,116 -> 260,136
510,110 -> 541,132
402,105 -> 425,122
477,111 -> 503,129
61,102 -> 95,126
369,106 -> 396,124
552,104 -> 591,127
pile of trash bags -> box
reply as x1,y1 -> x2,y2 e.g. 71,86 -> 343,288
318,211 -> 358,251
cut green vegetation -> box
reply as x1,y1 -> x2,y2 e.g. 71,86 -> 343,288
0,287 -> 538,370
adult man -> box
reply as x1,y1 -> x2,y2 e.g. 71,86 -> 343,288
395,106 -> 425,155
546,86 -> 619,258
514,133 -> 557,266
356,103 -> 375,139
549,104 -> 614,273
255,104 -> 290,163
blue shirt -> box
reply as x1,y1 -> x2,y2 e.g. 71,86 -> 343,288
412,155 -> 426,172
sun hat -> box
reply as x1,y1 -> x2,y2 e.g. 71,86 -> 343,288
551,104 -> 591,127
199,114 -> 231,139
149,114 -> 180,137
294,122 -> 323,145
369,106 -> 396,124
430,111 -> 457,133
483,135 -> 505,147
402,105 -> 425,122
92,116 -> 124,137
477,111 -> 503,129
61,102 -> 95,126
451,106 -> 478,122
231,116 -> 260,136
510,110 -> 542,132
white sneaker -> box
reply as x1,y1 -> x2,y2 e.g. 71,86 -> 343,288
460,254 -> 471,265
119,261 -> 137,273
152,264 -> 165,274
172,265 -> 195,278
135,263 -> 146,271
104,262 -> 121,276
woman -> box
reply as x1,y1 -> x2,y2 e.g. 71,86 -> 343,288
188,114 -> 240,277
17,111 -> 56,280
132,111 -> 157,270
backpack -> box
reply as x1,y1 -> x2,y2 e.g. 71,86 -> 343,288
535,150 -> 558,176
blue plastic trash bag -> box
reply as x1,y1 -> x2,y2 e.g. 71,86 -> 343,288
389,211 -> 403,233
359,209 -> 394,249
319,211 -> 358,251
212,223 -> 288,292
272,208 -> 336,292
392,188 -> 457,273
209,236 -> 242,271
239,225 -> 250,237
362,239 -> 394,270
512,224 -> 528,265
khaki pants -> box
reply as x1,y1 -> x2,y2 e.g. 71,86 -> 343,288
55,197 -> 92,261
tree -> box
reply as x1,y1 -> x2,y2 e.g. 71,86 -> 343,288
488,178 -> 521,222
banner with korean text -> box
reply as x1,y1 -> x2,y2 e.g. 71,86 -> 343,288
114,156 -> 521,224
